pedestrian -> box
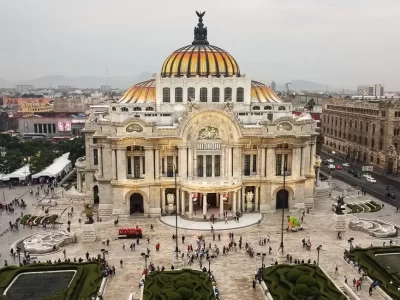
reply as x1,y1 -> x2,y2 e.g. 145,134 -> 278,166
86,252 -> 89,260
213,232 -> 215,241
133,243 -> 135,251
353,278 -> 356,288
252,279 -> 256,290
225,217 -> 228,224
269,246 -> 272,255
63,249 -> 66,259
344,276 -> 348,284
122,243 -> 125,251
182,235 -> 185,244
218,233 -> 221,241
120,259 -> 123,268
151,224 -> 154,231
335,265 -> 338,275
106,239 -> 110,246
147,236 -> 150,244
369,286 -> 373,295
356,280 -> 360,290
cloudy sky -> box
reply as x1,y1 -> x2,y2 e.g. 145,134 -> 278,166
1,0 -> 399,90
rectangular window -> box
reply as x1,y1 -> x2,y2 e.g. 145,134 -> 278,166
48,124 -> 52,134
276,154 -> 282,175
244,155 -> 251,176
93,149 -> 98,166
162,158 -> 165,175
163,88 -> 170,103
52,124 -> 56,133
206,155 -> 212,177
34,124 -> 38,133
142,156 -> 145,174
224,88 -> 232,102
175,88 -> 183,102
167,156 -> 174,177
93,138 -> 97,144
214,155 -> 221,177
212,88 -> 220,102
38,124 -> 43,133
188,87 -> 195,101
134,156 -> 141,178
127,157 -> 132,175
252,154 -> 257,173
43,124 -> 47,133
200,88 -> 207,102
197,155 -> 204,177
236,87 -> 244,102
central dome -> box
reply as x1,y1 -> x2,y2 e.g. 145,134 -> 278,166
161,11 -> 240,78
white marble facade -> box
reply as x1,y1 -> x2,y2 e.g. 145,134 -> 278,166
80,14 -> 318,218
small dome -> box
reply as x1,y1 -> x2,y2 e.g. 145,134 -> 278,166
297,111 -> 313,121
118,79 -> 155,104
161,44 -> 240,78
251,81 -> 282,103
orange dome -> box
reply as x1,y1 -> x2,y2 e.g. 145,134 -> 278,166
251,81 -> 282,103
118,79 -> 155,104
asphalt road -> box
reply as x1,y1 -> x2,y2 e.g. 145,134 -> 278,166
319,152 -> 400,207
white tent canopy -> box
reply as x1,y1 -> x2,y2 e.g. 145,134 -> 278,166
32,152 -> 72,179
2,164 -> 31,181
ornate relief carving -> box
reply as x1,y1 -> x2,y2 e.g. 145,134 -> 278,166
277,122 -> 292,131
126,123 -> 143,132
198,126 -> 219,139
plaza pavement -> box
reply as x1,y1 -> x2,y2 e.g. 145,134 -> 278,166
2,179 -> 399,299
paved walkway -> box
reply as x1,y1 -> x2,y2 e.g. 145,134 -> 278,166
160,213 -> 262,231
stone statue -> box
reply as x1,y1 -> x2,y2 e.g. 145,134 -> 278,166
246,191 -> 254,202
167,193 -> 175,213
198,126 -> 219,139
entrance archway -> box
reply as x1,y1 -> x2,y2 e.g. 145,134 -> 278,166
130,193 -> 144,214
276,189 -> 289,209
93,185 -> 99,204
207,193 -> 217,207
387,158 -> 394,175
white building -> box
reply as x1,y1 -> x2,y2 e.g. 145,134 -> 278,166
78,13 -> 318,218
357,84 -> 384,97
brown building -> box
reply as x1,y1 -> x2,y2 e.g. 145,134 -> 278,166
321,99 -> 400,175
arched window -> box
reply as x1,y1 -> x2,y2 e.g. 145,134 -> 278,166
335,117 -> 338,126
200,88 -> 208,102
112,107 -> 116,111
364,137 -> 368,145
355,121 -> 358,129
145,107 -> 154,111
224,87 -> 232,102
121,107 -> 129,112
278,106 -> 286,111
339,118 -> 342,127
372,124 -> 376,134
133,107 -> 142,111
360,122 -> 363,131
212,88 -> 220,102
377,157 -> 380,164
264,106 -> 272,110
187,87 -> 195,101
236,87 -> 244,102
163,88 -> 170,102
253,106 -> 260,110
366,123 -> 369,132
370,155 -> 374,163
371,139 -> 375,149
175,87 -> 183,102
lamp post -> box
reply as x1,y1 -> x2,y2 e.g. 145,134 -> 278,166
141,253 -> 149,270
258,253 -> 267,269
174,165 -> 179,260
316,245 -> 322,267
208,254 -> 215,273
16,248 -> 21,266
279,156 -> 288,256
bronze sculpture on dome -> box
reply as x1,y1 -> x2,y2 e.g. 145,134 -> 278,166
193,11 -> 208,45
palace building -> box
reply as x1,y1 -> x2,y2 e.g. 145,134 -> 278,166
78,12 -> 318,218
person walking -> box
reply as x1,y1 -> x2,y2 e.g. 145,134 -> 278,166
344,276 -> 348,284
335,265 -> 339,275
369,285 -> 373,295
252,279 -> 256,290
150,224 -> 154,231
225,217 -> 228,224
353,278 -> 356,288
182,235 -> 185,244
120,259 -> 123,268
122,243 -> 126,251
63,249 -> 66,259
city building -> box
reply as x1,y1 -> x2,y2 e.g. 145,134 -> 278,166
79,13 -> 318,218
357,84 -> 384,97
100,85 -> 112,93
14,85 -> 34,93
321,99 -> 400,175
18,102 -> 53,116
271,81 -> 276,92
2,97 -> 52,107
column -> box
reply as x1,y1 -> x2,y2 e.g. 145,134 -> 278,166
203,155 -> 206,177
212,155 -> 215,177
130,156 -> 134,177
241,187 -> 245,211
238,190 -> 242,212
302,144 -> 310,177
220,193 -> 224,216
161,188 -> 166,213
178,147 -> 187,178
77,171 -> 82,192
309,143 -> 316,174
145,147 -> 154,180
189,192 -> 193,217
155,148 -> 160,179
221,146 -> 226,177
98,147 -> 103,177
227,146 -> 232,177
193,147 -> 197,177
188,148 -> 193,177
233,146 -> 241,176
266,147 -> 275,179
117,148 -> 126,181
260,146 -> 266,177
140,155 -> 144,176
316,167 -> 320,187
203,194 -> 207,215
176,187 -> 180,214
111,150 -> 117,180
232,191 -> 237,215
257,147 -> 262,176
255,185 -> 259,211
181,190 -> 185,216
293,147 -> 301,177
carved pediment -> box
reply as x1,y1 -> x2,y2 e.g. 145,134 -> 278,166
126,123 -> 143,132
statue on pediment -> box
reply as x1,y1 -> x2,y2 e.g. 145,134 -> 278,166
198,126 -> 219,139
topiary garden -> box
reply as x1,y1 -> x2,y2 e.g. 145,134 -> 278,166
349,246 -> 400,299
263,264 -> 345,300
143,269 -> 216,300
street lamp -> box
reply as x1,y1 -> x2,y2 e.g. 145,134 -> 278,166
279,155 -> 288,256
174,165 -> 179,260
316,245 -> 322,267
257,253 -> 267,269
208,254 -> 215,273
141,253 -> 149,270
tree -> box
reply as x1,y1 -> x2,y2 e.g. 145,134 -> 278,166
305,98 -> 316,111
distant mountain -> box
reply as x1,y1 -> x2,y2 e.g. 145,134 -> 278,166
0,73 -> 154,90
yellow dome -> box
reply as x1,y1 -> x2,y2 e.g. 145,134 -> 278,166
161,44 -> 240,78
118,79 -> 155,104
251,81 -> 282,103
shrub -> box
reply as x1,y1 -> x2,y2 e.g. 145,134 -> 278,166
177,287 -> 192,299
296,275 -> 316,287
287,268 -> 305,283
293,284 -> 310,297
175,280 -> 193,290
166,291 -> 182,300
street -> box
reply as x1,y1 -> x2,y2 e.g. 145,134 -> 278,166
320,151 -> 400,207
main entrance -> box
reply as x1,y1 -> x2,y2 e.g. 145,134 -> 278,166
93,185 -> 99,204
130,193 -> 144,214
276,189 -> 289,209
207,193 -> 217,207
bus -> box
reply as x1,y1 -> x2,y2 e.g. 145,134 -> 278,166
22,133 -> 46,140
52,136 -> 73,143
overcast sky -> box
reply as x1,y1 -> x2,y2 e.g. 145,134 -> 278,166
1,0 -> 399,90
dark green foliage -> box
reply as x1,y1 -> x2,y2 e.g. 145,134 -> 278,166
263,265 -> 345,300
143,269 -> 215,300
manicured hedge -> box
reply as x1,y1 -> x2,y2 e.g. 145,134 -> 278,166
350,246 -> 400,299
263,264 -> 345,300
347,201 -> 382,214
0,262 -> 103,300
143,269 -> 216,300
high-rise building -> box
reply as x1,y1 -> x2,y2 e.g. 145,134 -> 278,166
271,81 -> 276,92
357,84 -> 384,97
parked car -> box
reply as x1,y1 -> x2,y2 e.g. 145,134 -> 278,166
386,192 -> 396,199
327,159 -> 334,163
336,164 -> 342,170
328,164 -> 336,170
362,173 -> 371,178
342,163 -> 350,167
366,177 -> 376,183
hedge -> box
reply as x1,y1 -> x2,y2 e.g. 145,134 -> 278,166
263,264 -> 346,300
143,269 -> 215,300
0,262 -> 103,300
